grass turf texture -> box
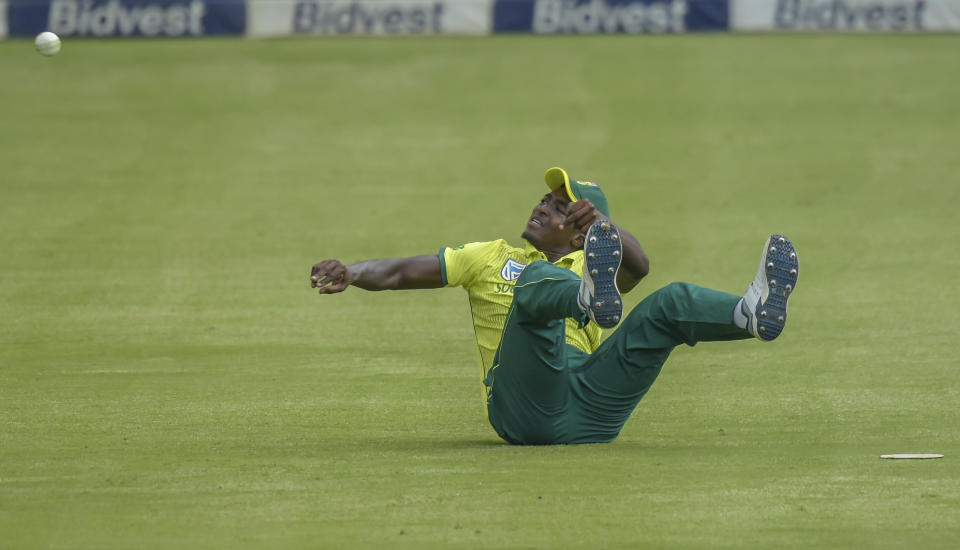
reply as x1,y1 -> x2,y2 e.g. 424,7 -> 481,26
1,35 -> 959,548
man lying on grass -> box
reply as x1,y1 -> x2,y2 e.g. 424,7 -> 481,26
310,168 -> 798,445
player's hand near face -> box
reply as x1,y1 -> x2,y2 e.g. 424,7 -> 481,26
311,259 -> 353,294
562,198 -> 650,294
561,198 -> 605,233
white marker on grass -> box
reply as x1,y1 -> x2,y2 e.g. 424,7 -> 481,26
880,454 -> 944,459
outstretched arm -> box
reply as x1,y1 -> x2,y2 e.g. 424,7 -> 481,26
310,255 -> 443,294
562,199 -> 650,294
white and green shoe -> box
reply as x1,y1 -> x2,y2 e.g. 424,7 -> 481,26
578,220 -> 623,329
742,234 -> 798,341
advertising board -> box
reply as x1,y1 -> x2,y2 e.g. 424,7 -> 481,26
732,0 -> 960,31
493,0 -> 730,33
247,0 -> 491,37
4,0 -> 246,37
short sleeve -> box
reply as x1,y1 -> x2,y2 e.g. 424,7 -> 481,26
439,241 -> 500,289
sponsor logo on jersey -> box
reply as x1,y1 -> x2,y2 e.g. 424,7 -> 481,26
500,258 -> 527,281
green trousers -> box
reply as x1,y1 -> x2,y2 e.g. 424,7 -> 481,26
485,260 -> 751,445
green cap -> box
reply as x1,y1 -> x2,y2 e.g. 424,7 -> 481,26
543,167 -> 611,218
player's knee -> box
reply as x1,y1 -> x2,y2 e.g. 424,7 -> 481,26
515,260 -> 555,285
514,261 -> 552,307
649,282 -> 697,319
513,260 -> 580,317
664,281 -> 696,296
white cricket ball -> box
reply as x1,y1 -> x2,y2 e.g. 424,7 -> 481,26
35,32 -> 62,57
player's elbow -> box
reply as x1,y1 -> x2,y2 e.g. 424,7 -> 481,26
620,256 -> 649,294
637,254 -> 650,279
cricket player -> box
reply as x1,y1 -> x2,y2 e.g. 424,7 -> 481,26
310,168 -> 799,445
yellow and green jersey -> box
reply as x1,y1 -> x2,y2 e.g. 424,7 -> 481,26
438,240 -> 602,398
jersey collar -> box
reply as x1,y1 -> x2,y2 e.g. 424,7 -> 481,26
523,241 -> 581,268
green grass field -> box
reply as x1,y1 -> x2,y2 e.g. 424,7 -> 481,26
1,34 -> 959,548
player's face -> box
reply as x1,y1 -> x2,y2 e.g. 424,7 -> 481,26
522,187 -> 577,252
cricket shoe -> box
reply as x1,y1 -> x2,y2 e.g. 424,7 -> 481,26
741,234 -> 798,341
578,220 -> 623,329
